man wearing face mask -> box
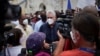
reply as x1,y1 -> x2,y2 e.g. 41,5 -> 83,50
34,11 -> 47,32
39,10 -> 59,54
15,9 -> 33,47
54,12 -> 100,56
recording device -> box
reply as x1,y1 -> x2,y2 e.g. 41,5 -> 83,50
57,18 -> 72,39
49,43 -> 57,56
57,10 -> 73,39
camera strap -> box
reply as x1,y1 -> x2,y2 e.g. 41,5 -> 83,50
79,47 -> 95,54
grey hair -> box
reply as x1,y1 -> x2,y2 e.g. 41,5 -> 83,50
46,10 -> 56,16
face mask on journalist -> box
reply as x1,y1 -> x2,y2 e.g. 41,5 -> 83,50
70,31 -> 77,43
47,18 -> 54,25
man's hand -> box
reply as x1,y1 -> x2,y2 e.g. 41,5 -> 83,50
57,30 -> 64,40
53,30 -> 65,56
44,41 -> 50,49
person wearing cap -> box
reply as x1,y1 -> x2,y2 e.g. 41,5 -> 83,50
26,32 -> 50,56
54,11 -> 100,56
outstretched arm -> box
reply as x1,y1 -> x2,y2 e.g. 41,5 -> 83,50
53,30 -> 65,56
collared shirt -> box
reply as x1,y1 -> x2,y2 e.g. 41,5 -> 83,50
39,23 -> 59,44
34,20 -> 45,32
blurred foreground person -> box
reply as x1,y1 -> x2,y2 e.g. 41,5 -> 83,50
5,28 -> 23,56
26,32 -> 50,56
83,6 -> 99,16
54,12 -> 100,56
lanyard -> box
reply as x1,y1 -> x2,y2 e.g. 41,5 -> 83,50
79,47 -> 95,54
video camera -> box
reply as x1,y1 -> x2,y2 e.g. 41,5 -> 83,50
57,18 -> 72,39
57,9 -> 73,39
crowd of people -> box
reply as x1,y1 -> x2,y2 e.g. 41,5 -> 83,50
0,3 -> 100,56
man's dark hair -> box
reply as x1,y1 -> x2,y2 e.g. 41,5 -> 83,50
35,11 -> 41,15
40,10 -> 47,22
72,12 -> 100,56
55,10 -> 60,18
7,28 -> 23,46
83,6 -> 99,16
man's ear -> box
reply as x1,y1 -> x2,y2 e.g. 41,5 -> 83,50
75,31 -> 81,40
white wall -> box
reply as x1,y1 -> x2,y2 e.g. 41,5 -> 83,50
9,0 -> 78,13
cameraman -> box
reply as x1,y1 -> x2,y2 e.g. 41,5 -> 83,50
54,11 -> 100,56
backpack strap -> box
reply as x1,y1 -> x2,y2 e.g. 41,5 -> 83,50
18,48 -> 26,56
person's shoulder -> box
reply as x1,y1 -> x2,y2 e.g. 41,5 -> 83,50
39,23 -> 48,32
59,49 -> 81,56
35,52 -> 50,56
35,20 -> 42,25
41,23 -> 48,27
60,49 -> 94,56
15,24 -> 22,29
15,24 -> 23,27
9,45 -> 23,50
15,24 -> 20,28
27,24 -> 32,27
59,50 -> 74,56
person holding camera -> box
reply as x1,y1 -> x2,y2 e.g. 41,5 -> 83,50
54,11 -> 100,56
39,10 -> 59,55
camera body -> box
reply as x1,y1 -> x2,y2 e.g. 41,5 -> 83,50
57,18 -> 72,39
56,9 -> 73,39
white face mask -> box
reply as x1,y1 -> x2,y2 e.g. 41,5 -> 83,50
23,19 -> 28,25
11,20 -> 19,25
38,15 -> 41,18
70,31 -> 77,43
47,18 -> 54,25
